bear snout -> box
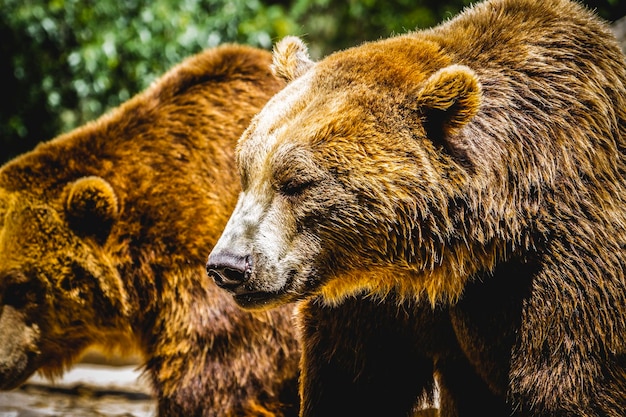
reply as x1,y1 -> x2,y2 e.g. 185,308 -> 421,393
207,252 -> 252,292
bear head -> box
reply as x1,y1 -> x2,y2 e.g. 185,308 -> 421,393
0,170 -> 130,389
208,36 -> 485,309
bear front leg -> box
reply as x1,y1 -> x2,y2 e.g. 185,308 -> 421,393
435,353 -> 511,417
296,295 -> 440,417
509,257 -> 626,417
438,260 -> 533,417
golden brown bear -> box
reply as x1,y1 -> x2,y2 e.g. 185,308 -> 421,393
0,44 -> 300,416
207,0 -> 626,415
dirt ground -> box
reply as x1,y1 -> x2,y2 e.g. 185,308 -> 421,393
0,361 -> 156,417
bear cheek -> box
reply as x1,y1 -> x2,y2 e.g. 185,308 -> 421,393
270,220 -> 326,297
0,304 -> 41,389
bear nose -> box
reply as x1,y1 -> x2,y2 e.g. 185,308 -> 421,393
206,252 -> 252,290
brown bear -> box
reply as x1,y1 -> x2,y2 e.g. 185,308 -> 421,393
0,44 -> 301,416
207,0 -> 626,415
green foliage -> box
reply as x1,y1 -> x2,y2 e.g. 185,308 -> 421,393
288,0 -> 475,58
1,0 -> 624,164
1,0 -> 299,163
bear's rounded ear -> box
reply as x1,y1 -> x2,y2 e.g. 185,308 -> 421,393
271,36 -> 315,83
416,64 -> 481,138
65,176 -> 118,244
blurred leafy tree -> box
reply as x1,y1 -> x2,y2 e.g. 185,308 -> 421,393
1,0 -> 299,163
2,0 -> 625,164
287,0 -> 474,58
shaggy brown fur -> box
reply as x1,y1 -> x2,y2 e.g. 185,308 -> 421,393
0,44 -> 301,416
207,0 -> 626,415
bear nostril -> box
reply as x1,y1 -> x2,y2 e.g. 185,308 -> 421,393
206,253 -> 252,290
207,266 -> 240,288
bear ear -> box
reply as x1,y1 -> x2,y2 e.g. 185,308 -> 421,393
65,176 -> 118,244
416,64 -> 481,139
271,36 -> 315,82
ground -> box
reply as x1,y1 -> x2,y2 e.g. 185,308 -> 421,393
0,359 -> 155,417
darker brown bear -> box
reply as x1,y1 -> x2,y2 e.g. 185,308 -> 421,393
0,45 -> 300,416
207,0 -> 626,416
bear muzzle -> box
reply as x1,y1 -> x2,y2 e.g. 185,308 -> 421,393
207,252 -> 291,309
0,305 -> 40,390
